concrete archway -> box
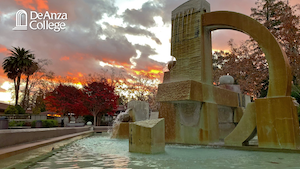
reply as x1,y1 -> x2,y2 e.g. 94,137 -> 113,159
202,11 -> 292,97
202,11 -> 300,149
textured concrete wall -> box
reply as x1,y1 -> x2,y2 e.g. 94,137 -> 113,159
0,127 -> 90,148
111,122 -> 129,139
170,0 -> 210,83
129,119 -> 165,154
256,97 -> 300,149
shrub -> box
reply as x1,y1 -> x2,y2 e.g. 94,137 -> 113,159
32,107 -> 41,114
9,121 -> 17,127
31,120 -> 36,127
32,120 -> 58,128
5,105 -> 18,114
9,121 -> 26,127
17,121 -> 25,126
15,105 -> 25,114
42,119 -> 58,128
4,105 -> 25,114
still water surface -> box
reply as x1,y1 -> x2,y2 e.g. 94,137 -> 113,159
31,134 -> 300,169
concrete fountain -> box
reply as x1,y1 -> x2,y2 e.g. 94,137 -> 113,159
156,0 -> 300,150
112,0 -> 300,152
3,1 -> 300,168
21,0 -> 300,168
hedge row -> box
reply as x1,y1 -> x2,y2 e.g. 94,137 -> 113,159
31,119 -> 58,128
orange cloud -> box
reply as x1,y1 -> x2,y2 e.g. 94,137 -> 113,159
0,45 -> 7,53
149,69 -> 163,74
0,69 -> 6,79
15,0 -> 35,10
36,0 -> 48,11
14,0 -> 48,11
101,58 -> 132,69
60,56 -> 70,61
51,72 -> 86,85
99,58 -> 164,80
133,69 -> 163,79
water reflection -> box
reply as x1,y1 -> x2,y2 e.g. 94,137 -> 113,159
101,154 -> 129,168
31,134 -> 300,169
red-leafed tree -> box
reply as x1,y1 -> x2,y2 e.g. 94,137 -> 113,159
83,80 -> 118,126
44,84 -> 89,119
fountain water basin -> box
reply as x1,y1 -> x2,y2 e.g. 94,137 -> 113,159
30,134 -> 300,169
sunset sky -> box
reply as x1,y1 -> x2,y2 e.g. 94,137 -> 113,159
0,0 -> 298,103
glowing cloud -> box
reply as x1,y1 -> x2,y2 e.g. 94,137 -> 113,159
60,56 -> 70,61
14,0 -> 49,11
1,81 -> 11,91
99,61 -> 125,69
36,0 -> 48,11
15,0 -> 35,10
0,45 -> 7,53
133,69 -> 163,79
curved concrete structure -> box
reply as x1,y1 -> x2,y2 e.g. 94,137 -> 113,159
202,11 -> 292,97
224,102 -> 256,146
157,0 -> 299,150
202,11 -> 299,150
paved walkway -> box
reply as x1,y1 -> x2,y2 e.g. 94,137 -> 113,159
0,130 -> 93,160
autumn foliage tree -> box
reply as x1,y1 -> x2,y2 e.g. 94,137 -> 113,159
213,40 -> 269,97
213,0 -> 300,97
83,80 -> 118,126
44,84 -> 89,118
251,0 -> 300,83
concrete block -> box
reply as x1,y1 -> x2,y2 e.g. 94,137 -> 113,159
129,119 -> 165,154
159,103 -> 176,142
256,97 -> 300,149
150,112 -> 159,120
218,105 -> 233,123
111,122 -> 129,139
127,101 -> 149,121
218,84 -> 241,94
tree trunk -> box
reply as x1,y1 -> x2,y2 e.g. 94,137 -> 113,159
97,114 -> 103,126
22,75 -> 30,109
15,75 -> 21,106
93,112 -> 97,126
13,78 -> 17,105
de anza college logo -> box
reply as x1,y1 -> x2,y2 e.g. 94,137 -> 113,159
13,9 -> 67,32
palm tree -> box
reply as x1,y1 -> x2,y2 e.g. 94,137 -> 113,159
2,47 -> 35,106
21,59 -> 39,109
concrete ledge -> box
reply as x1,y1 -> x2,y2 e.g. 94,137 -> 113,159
157,80 -> 239,107
0,127 -> 90,148
66,123 -> 85,127
0,130 -> 93,160
94,126 -> 112,132
129,119 -> 165,154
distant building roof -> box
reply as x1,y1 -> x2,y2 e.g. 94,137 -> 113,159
40,111 -> 56,115
0,102 -> 9,111
113,105 -> 126,111
25,109 -> 33,114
